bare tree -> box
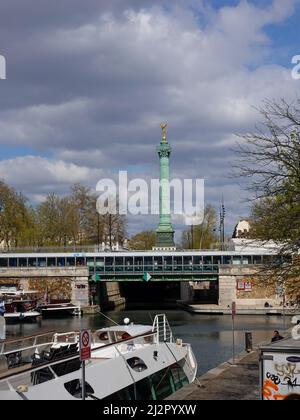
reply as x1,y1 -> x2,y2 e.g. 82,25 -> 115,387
236,98 -> 300,301
181,204 -> 218,250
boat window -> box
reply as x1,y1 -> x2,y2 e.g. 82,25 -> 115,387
102,364 -> 189,400
151,367 -> 173,399
64,379 -> 95,399
51,359 -> 81,377
31,367 -> 55,386
170,363 -> 189,390
143,335 -> 154,344
127,357 -> 148,372
98,331 -> 109,341
120,332 -> 132,341
135,377 -> 153,399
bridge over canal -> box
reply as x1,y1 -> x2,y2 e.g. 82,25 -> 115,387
0,250 -> 280,310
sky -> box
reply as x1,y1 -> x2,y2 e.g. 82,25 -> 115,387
0,0 -> 300,240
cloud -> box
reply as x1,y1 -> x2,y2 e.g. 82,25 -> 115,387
0,0 -> 298,235
0,155 -> 103,197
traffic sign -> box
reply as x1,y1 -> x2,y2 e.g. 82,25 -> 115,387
80,329 -> 91,361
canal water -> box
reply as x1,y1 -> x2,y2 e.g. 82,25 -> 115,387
5,310 -> 289,376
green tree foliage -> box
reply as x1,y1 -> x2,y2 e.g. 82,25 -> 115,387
0,181 -> 32,248
0,180 -> 127,249
129,231 -> 156,250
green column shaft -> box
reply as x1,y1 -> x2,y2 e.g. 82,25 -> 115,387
160,156 -> 171,224
155,128 -> 175,248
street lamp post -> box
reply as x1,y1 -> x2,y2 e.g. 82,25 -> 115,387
97,213 -> 100,252
219,197 -> 226,251
282,281 -> 286,332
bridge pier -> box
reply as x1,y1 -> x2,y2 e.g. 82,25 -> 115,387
0,267 -> 90,307
98,282 -> 125,310
180,282 -> 194,302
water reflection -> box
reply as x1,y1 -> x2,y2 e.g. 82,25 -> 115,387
5,310 -> 289,376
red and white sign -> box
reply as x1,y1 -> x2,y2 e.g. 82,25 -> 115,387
237,281 -> 245,290
231,302 -> 236,317
80,329 -> 91,361
237,280 -> 253,291
244,282 -> 253,292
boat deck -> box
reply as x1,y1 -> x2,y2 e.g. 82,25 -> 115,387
0,363 -> 32,380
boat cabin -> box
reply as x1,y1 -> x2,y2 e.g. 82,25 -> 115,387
93,324 -> 153,345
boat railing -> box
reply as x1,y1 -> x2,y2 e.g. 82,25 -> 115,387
53,332 -> 79,345
0,330 -> 158,392
152,314 -> 174,343
0,331 -> 56,355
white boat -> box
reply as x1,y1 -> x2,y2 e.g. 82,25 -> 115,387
0,314 -> 197,400
4,311 -> 41,323
37,303 -> 81,318
1,291 -> 41,324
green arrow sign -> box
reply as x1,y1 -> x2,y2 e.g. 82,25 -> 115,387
143,272 -> 152,282
91,274 -> 101,282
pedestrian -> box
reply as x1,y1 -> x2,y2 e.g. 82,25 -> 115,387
271,330 -> 283,343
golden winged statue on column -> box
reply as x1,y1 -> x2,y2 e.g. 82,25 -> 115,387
160,123 -> 168,142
